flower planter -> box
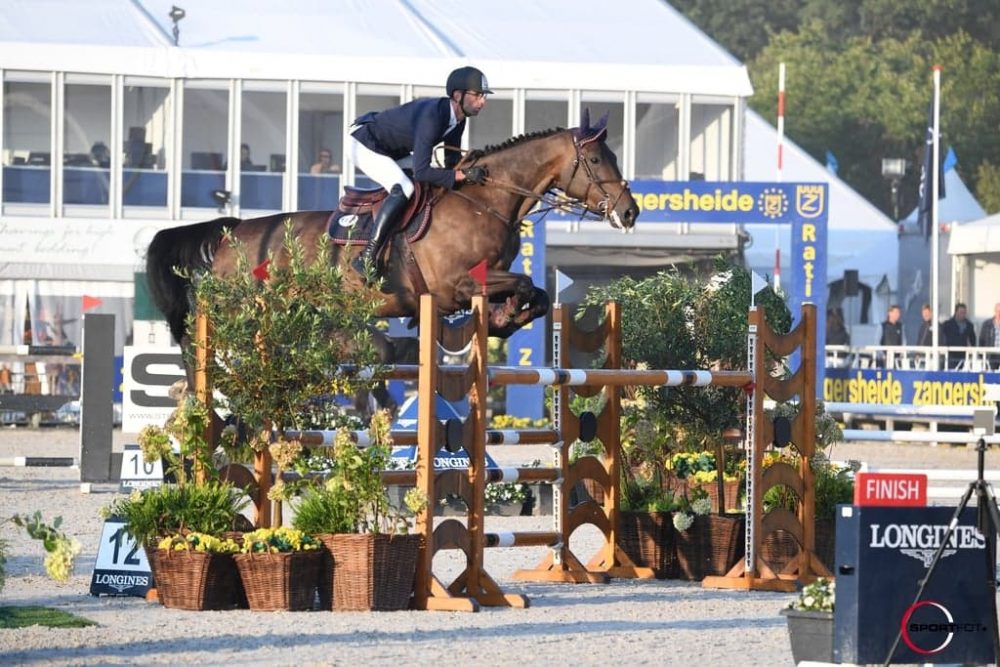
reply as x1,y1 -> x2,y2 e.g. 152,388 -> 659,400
780,608 -> 834,664
319,533 -> 421,611
155,549 -> 247,610
674,514 -> 745,581
618,511 -> 676,579
487,501 -> 524,517
233,549 -> 322,611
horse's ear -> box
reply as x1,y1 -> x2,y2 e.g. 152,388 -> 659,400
580,107 -> 591,131
594,111 -> 609,133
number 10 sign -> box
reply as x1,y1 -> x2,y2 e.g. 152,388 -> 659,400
89,517 -> 154,597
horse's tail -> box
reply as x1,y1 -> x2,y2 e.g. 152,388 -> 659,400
145,217 -> 240,344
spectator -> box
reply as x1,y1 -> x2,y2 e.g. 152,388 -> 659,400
978,301 -> 1000,368
89,141 -> 110,168
310,148 -> 340,174
240,143 -> 255,170
826,307 -> 850,345
916,303 -> 935,346
879,304 -> 904,346
941,302 -> 977,369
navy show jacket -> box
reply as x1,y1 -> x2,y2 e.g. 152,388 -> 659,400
351,97 -> 464,190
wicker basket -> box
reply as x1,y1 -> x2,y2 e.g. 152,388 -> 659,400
760,518 -> 836,574
154,549 -> 247,611
674,514 -> 745,581
617,511 -> 676,579
318,533 -> 421,611
233,549 -> 322,611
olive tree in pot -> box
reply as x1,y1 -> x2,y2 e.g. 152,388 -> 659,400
190,222 -> 384,527
582,259 -> 790,577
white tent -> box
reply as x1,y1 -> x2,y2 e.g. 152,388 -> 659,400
0,0 -> 751,96
949,212 -> 1000,255
741,110 -> 898,334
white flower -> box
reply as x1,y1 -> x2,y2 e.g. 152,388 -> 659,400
691,497 -> 713,516
672,512 -> 694,532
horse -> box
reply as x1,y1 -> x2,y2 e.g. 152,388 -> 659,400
145,110 -> 639,362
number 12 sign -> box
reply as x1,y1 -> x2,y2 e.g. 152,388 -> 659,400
89,517 -> 154,597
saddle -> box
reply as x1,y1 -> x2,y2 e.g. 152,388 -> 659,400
327,183 -> 435,246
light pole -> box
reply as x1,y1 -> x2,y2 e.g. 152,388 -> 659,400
881,157 -> 908,221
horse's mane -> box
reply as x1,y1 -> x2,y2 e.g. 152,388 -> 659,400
481,127 -> 565,156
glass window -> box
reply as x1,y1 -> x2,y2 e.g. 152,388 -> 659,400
2,79 -> 52,204
123,83 -> 170,208
636,100 -> 680,180
690,102 -> 734,180
240,88 -> 286,211
578,96 -> 624,158
181,86 -> 228,209
352,91 -> 398,188
525,97 -> 567,134
63,82 -> 111,207
469,94 -> 513,150
298,89 -> 343,210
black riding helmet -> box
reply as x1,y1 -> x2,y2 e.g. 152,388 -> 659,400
446,66 -> 493,97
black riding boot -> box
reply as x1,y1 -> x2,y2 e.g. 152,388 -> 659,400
353,184 -> 408,283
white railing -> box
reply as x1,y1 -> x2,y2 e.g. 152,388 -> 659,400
826,344 -> 1000,372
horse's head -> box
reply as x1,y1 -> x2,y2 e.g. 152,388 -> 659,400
558,109 -> 639,230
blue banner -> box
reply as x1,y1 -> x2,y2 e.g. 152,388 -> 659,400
628,180 -> 828,225
824,368 -> 1000,406
505,213 -> 546,419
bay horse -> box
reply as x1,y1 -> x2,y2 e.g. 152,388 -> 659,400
145,110 -> 639,359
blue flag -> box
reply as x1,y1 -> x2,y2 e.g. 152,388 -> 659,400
917,99 -> 946,238
825,150 -> 838,175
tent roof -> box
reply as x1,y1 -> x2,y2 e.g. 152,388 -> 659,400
0,0 -> 752,95
902,164 -> 986,226
948,212 -> 1000,255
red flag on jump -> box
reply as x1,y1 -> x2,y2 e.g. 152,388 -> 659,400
468,260 -> 488,296
252,259 -> 271,281
82,295 -> 103,312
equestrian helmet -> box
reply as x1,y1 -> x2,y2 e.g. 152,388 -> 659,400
447,66 -> 493,96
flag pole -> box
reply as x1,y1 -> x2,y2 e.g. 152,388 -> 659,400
930,65 -> 942,362
774,62 -> 785,293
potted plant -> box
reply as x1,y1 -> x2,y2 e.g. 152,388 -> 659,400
153,532 -> 246,610
484,481 -> 528,516
233,526 -> 323,611
292,410 -> 427,611
191,223 -> 384,527
780,577 -> 835,664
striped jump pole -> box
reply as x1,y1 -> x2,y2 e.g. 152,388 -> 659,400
381,466 -> 560,487
488,367 -> 753,388
0,456 -> 77,467
284,428 -> 560,448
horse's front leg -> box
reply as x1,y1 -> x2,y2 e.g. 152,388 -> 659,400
454,270 -> 550,338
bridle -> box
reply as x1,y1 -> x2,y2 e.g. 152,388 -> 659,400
566,132 -> 632,227
447,131 -> 631,227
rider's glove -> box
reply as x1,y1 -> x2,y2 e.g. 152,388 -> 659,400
462,166 -> 488,185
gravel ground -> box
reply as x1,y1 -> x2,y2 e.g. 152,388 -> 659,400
0,427 -> 992,665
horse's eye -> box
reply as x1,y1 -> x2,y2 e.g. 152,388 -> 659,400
589,156 -> 600,164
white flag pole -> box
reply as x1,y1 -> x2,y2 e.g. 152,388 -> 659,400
930,65 -> 942,363
774,62 -> 785,293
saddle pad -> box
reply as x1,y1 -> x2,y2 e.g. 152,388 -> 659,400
327,183 -> 435,246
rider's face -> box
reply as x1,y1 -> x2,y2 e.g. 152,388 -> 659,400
460,91 -> 488,118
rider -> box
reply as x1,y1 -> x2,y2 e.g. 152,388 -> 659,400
349,65 -> 491,282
